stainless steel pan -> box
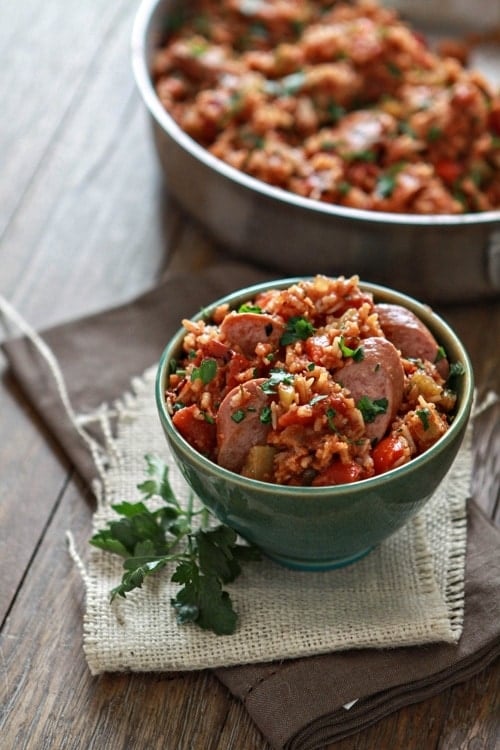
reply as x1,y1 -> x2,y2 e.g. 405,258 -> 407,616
132,0 -> 500,302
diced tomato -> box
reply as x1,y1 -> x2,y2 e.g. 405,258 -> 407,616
278,404 -> 314,428
435,159 -> 462,184
201,339 -> 231,360
372,434 -> 408,475
305,334 -> 330,363
172,404 -> 216,457
312,460 -> 362,486
225,352 -> 251,389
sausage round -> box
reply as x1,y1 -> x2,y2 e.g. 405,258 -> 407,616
375,303 -> 449,378
219,312 -> 284,357
216,378 -> 271,472
334,337 -> 404,441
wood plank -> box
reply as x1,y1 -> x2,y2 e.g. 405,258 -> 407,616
0,0 -> 176,625
0,0 -> 130,239
0,374 -> 69,622
0,478 -> 257,750
0,8 -> 172,328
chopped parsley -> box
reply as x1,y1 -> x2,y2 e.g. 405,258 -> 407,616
338,336 -> 364,362
427,125 -> 443,142
280,316 -> 316,346
259,405 -> 272,424
337,180 -> 352,196
326,407 -> 339,433
231,409 -> 246,423
344,149 -> 377,163
376,173 -> 396,198
449,361 -> 466,377
190,358 -> 217,384
435,346 -> 447,363
327,102 -> 346,123
416,408 -> 430,430
447,360 -> 466,389
261,369 -> 295,393
238,303 -> 262,313
386,61 -> 402,78
357,396 -> 388,423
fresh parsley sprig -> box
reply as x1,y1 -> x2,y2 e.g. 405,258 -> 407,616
90,454 -> 260,635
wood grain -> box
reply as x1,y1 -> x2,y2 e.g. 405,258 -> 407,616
0,0 -> 498,748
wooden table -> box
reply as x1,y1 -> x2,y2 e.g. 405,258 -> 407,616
1,2 -> 498,748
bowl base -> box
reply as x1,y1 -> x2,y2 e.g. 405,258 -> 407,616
264,546 -> 374,572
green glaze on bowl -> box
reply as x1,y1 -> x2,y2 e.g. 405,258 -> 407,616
155,278 -> 474,571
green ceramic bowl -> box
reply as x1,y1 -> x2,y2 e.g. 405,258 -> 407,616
155,279 -> 474,571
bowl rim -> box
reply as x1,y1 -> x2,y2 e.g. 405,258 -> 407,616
132,0 -> 500,230
155,276 -> 475,499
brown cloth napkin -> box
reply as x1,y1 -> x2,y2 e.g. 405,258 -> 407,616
3,262 -> 500,750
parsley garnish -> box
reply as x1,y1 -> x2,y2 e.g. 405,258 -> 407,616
386,61 -> 402,78
238,303 -> 262,313
231,409 -> 246,423
90,455 -> 260,635
338,336 -> 364,362
260,405 -> 272,423
327,102 -> 346,123
435,346 -> 446,363
191,358 -> 217,384
449,361 -> 465,378
447,360 -> 466,390
357,396 -> 388,423
261,369 -> 295,393
376,173 -> 396,198
280,316 -> 316,346
345,149 -> 377,163
428,125 -> 442,142
326,407 -> 339,433
416,408 -> 430,430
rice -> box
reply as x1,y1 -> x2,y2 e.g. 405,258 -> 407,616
165,274 -> 459,486
153,0 -> 500,214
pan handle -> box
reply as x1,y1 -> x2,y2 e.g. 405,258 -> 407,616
487,230 -> 500,291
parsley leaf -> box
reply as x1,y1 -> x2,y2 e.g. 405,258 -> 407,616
338,336 -> 364,362
191,358 -> 217,384
357,396 -> 388,423
326,407 -> 339,433
89,455 -> 260,635
376,173 -> 396,198
435,345 -> 447,363
231,409 -> 246,423
261,368 -> 295,393
238,303 -> 262,313
280,316 -> 316,346
259,405 -> 272,423
416,408 -> 430,430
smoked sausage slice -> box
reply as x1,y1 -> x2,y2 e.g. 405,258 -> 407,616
216,378 -> 271,472
219,312 -> 284,357
375,303 -> 449,378
334,337 -> 404,441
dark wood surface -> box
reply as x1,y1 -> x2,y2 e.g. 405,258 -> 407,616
0,2 -> 498,748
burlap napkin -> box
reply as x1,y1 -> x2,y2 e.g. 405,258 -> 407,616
2,263 -> 500,750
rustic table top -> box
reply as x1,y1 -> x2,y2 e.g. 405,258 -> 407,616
1,2 -> 499,749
